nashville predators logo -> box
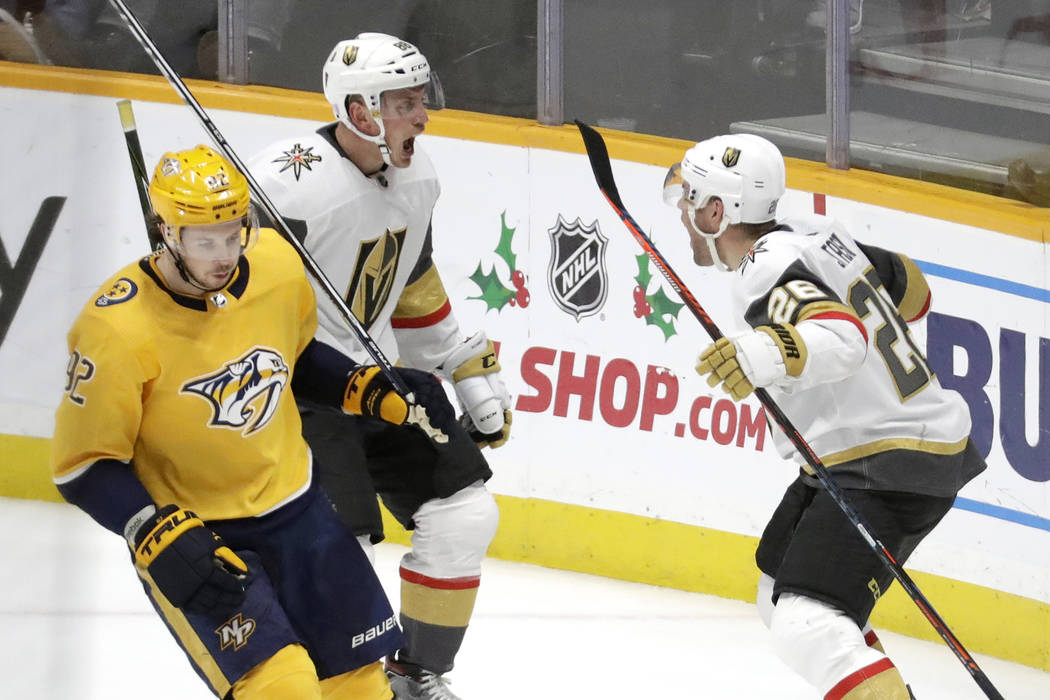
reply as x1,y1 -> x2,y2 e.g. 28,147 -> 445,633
348,229 -> 406,329
181,347 -> 289,436
722,147 -> 741,168
95,277 -> 138,306
342,45 -> 358,66
216,613 -> 256,651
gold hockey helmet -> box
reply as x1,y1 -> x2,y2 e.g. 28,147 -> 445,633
148,145 -> 257,259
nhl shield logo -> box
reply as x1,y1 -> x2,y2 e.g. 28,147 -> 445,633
547,215 -> 608,320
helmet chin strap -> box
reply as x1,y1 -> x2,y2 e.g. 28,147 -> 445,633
345,115 -> 394,167
686,207 -> 732,272
161,229 -> 229,293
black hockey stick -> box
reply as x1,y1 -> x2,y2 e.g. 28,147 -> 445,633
116,99 -> 162,251
106,0 -> 410,397
574,120 -> 1004,700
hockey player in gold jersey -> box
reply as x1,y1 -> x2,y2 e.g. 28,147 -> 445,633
51,145 -> 459,700
665,135 -> 985,699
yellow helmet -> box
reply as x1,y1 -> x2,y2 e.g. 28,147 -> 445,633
148,145 -> 250,227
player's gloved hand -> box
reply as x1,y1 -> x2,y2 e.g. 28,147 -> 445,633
440,332 -> 513,448
131,505 -> 247,615
458,409 -> 513,449
343,365 -> 453,444
696,324 -> 807,401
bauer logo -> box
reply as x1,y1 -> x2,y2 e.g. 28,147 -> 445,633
546,215 -> 608,320
352,614 -> 398,648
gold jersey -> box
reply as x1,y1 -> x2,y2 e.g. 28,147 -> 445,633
51,230 -> 318,520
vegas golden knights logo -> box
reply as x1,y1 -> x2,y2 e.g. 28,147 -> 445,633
342,45 -> 358,65
349,229 -> 406,329
722,147 -> 741,168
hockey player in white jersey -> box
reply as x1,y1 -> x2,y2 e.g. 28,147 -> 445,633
664,134 -> 985,699
248,34 -> 509,700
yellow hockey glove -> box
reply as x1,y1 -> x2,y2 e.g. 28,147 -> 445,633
343,365 -> 410,425
343,366 -> 452,444
131,505 -> 247,615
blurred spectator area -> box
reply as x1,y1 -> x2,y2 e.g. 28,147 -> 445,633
1,0 -> 1048,206
732,0 -> 1050,205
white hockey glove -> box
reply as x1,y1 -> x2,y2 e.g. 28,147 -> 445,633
696,324 -> 808,401
441,332 -> 512,448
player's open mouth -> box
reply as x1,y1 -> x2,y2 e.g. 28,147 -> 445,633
403,137 -> 415,156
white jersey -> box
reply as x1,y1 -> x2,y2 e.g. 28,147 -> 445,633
248,125 -> 459,370
733,214 -> 982,496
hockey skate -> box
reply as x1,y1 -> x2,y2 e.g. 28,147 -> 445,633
386,658 -> 463,700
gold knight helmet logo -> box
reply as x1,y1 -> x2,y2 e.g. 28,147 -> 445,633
349,229 -> 406,329
722,147 -> 741,168
342,45 -> 358,66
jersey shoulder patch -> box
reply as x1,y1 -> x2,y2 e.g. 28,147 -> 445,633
94,277 -> 138,307
267,141 -> 326,181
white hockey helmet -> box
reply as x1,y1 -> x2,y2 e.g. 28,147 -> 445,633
322,33 -> 444,164
664,133 -> 786,225
663,134 -> 785,270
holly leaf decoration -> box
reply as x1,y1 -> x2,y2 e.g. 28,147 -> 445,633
644,286 -> 685,340
634,253 -> 652,289
467,262 -> 515,311
495,211 -> 517,274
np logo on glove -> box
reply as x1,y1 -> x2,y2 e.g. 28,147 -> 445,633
343,365 -> 452,444
696,324 -> 807,401
442,332 -> 513,448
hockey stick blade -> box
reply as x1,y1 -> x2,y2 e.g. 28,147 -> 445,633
574,120 -> 1005,700
116,99 -> 162,250
107,0 -> 409,398
574,120 -> 724,343
575,119 -> 626,212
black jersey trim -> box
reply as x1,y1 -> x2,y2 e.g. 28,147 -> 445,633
744,259 -> 842,327
139,256 -> 250,312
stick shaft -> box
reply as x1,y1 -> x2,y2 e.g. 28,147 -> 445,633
575,120 -> 1003,700
107,0 -> 408,396
116,99 -> 162,250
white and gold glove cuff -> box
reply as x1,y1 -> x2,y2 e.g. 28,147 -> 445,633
731,330 -> 787,388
